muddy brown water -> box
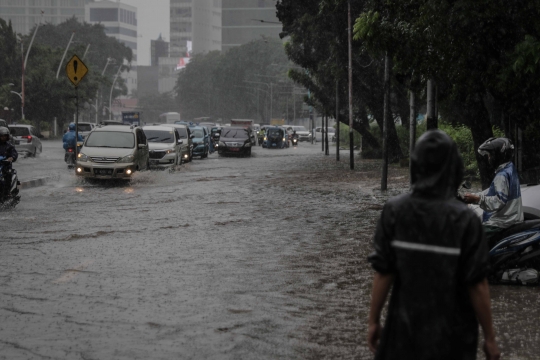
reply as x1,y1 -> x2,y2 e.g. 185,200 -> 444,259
0,145 -> 538,359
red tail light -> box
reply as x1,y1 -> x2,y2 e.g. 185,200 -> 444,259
67,148 -> 73,152
22,135 -> 32,143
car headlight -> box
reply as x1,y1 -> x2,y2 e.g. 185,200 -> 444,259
117,154 -> 134,163
219,141 -> 226,147
264,137 -> 267,141
166,149 -> 175,154
282,138 -> 286,141
77,152 -> 89,162
244,142 -> 252,147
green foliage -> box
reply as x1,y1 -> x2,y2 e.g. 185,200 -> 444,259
175,39 -> 293,122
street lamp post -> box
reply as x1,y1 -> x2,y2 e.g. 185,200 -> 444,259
109,65 -> 123,119
95,57 -> 115,123
56,31 -> 75,79
20,13 -> 43,120
244,80 -> 273,122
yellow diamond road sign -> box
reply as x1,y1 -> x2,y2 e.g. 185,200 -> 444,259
65,55 -> 88,87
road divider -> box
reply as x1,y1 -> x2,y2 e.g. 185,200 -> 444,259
20,175 -> 60,190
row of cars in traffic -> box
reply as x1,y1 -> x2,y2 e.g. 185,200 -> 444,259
73,121 -> 260,180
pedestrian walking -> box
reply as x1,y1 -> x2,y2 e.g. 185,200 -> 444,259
367,130 -> 500,360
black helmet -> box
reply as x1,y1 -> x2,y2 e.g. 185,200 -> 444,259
478,137 -> 514,168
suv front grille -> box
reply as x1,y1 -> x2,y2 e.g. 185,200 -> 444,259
149,151 -> 166,159
225,142 -> 245,147
90,157 -> 120,163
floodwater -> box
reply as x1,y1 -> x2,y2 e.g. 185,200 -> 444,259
1,141 -> 538,359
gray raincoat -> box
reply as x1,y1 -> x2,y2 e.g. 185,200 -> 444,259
369,130 -> 489,360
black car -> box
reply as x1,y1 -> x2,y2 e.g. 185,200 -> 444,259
218,127 -> 252,157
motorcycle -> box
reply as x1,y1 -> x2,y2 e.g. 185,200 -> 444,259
459,181 -> 540,285
291,137 -> 299,147
0,156 -> 20,209
65,141 -> 83,169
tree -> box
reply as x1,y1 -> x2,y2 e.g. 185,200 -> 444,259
276,0 -> 404,160
175,39 -> 293,122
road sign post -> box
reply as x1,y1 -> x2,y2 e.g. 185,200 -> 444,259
65,55 -> 89,170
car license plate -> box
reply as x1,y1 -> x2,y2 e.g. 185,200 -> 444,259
230,148 -> 239,151
95,169 -> 113,175
272,143 -> 277,147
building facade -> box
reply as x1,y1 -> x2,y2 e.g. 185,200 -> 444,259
151,34 -> 168,67
85,0 -> 138,96
170,0 -> 222,57
222,0 -> 280,52
0,0 -> 90,35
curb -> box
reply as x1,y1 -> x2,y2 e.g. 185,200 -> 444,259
20,175 -> 59,190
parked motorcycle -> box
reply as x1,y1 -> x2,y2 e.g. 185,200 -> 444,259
0,156 -> 20,209
459,181 -> 540,285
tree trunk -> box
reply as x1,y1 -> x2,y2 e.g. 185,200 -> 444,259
426,78 -> 437,130
382,53 -> 391,191
337,113 -> 379,150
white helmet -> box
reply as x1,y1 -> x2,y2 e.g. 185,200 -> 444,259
0,127 -> 10,136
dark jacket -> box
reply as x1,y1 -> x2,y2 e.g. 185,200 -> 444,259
369,130 -> 489,360
0,141 -> 18,162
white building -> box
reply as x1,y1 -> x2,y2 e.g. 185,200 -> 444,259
0,0 -> 89,35
170,0 -> 222,57
85,0 -> 138,96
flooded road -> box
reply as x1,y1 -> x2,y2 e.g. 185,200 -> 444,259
1,142 -> 539,359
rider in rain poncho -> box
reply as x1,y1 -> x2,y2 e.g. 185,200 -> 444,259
62,123 -> 83,150
367,130 -> 500,360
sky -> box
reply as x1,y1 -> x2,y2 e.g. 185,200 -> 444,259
118,0 -> 170,66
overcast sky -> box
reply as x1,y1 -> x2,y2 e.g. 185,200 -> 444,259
120,0 -> 170,66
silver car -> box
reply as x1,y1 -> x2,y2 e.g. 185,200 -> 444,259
143,125 -> 183,168
10,124 -> 43,157
77,122 -> 96,140
76,125 -> 149,179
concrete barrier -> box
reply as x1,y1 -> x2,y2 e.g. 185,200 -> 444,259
20,175 -> 59,189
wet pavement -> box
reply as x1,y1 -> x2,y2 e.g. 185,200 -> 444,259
1,141 -> 539,359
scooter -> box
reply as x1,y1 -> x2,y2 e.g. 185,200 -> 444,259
0,156 -> 20,209
65,141 -> 83,169
292,137 -> 299,147
459,182 -> 540,285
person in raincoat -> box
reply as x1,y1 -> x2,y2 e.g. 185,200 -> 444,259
62,123 -> 83,150
367,130 -> 500,360
463,137 -> 523,241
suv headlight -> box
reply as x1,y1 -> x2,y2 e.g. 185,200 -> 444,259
77,152 -> 89,162
219,141 -> 226,147
244,141 -> 252,147
117,154 -> 134,163
166,149 -> 175,154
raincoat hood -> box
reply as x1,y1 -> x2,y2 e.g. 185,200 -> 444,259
411,130 -> 464,199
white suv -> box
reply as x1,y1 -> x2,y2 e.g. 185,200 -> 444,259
76,125 -> 149,179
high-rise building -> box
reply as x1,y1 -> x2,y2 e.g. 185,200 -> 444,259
222,0 -> 280,52
85,0 -> 138,96
151,34 -> 168,67
0,0 -> 90,35
170,0 -> 222,57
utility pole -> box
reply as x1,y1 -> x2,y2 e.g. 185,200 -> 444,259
381,53 -> 391,191
336,80 -> 340,161
348,0 -> 354,170
325,114 -> 329,155
409,91 -> 417,159
426,78 -> 437,129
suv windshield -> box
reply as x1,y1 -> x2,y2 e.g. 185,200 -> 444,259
79,124 -> 92,132
191,129 -> 204,138
176,128 -> 188,139
144,130 -> 175,143
267,129 -> 282,137
10,127 -> 30,136
85,131 -> 135,148
221,129 -> 248,138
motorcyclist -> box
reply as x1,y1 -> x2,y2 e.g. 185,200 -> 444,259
291,130 -> 299,140
0,126 -> 18,197
464,137 -> 523,241
62,123 -> 83,150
